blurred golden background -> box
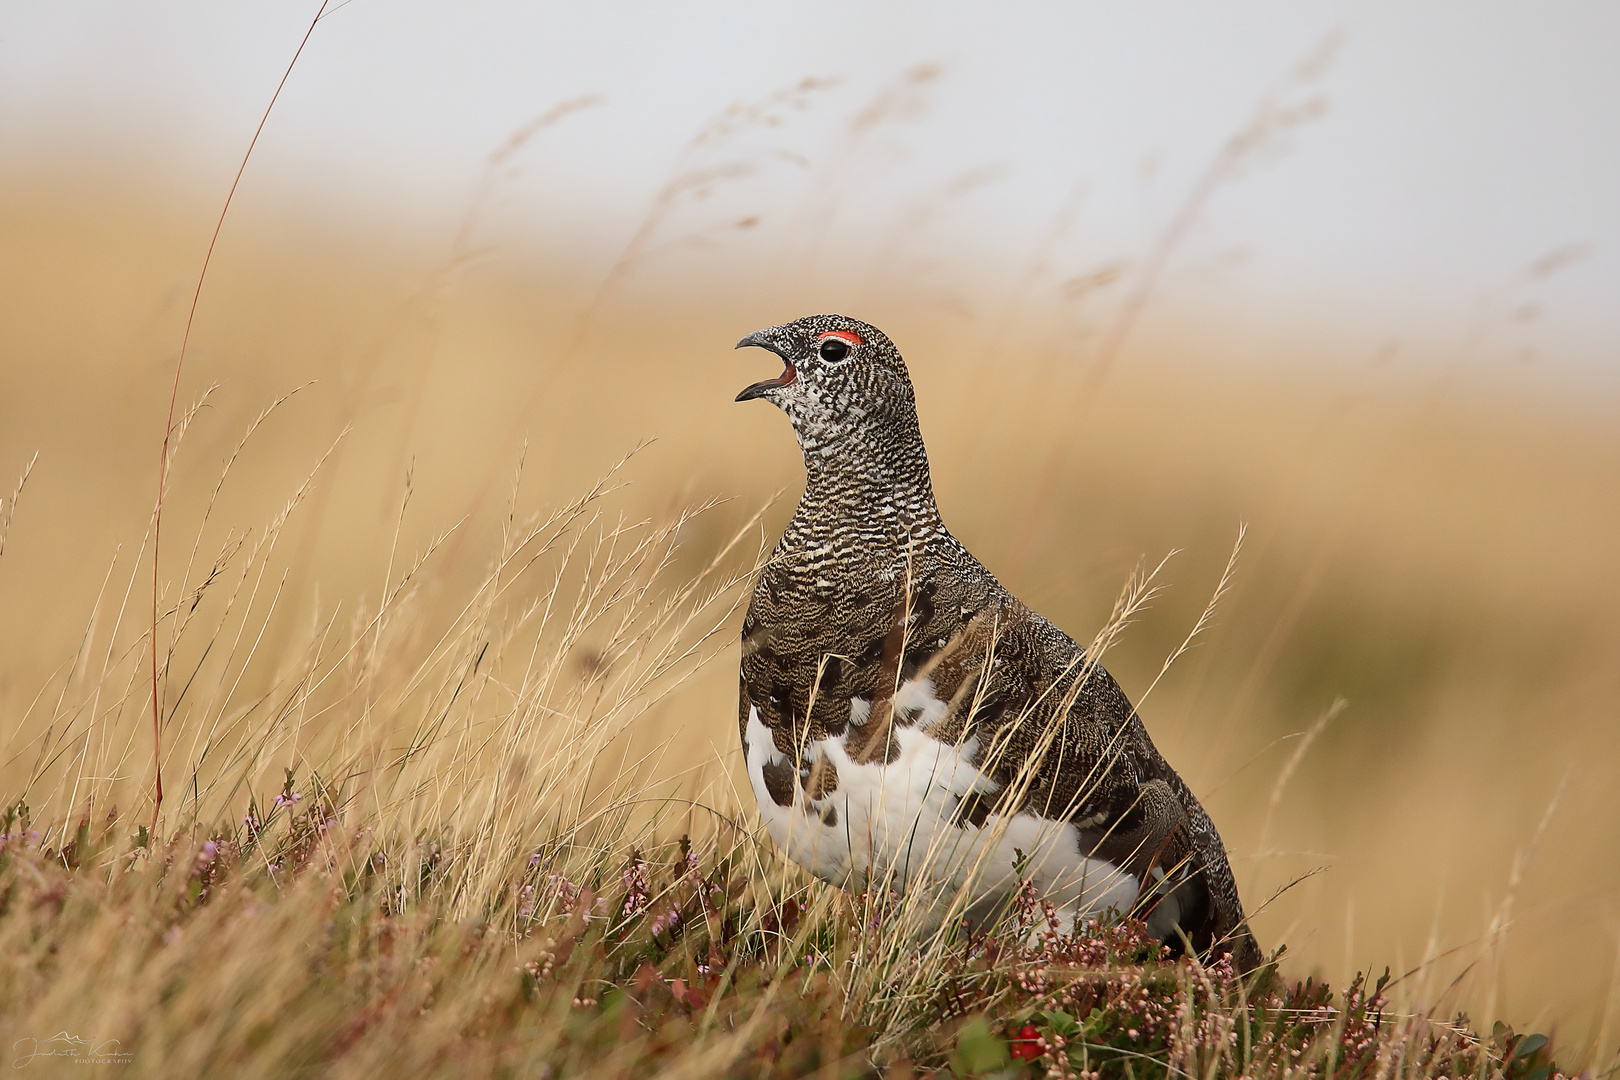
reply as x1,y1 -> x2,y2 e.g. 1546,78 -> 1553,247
3,1 -> 1619,1059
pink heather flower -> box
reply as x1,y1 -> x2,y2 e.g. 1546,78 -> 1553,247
622,858 -> 650,916
273,792 -> 302,809
547,874 -> 581,911
649,906 -> 683,937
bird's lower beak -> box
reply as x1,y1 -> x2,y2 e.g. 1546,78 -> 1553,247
735,330 -> 796,402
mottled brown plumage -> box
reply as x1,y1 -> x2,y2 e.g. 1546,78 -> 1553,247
734,314 -> 1262,972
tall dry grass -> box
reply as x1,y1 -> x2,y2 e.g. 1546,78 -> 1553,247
2,118 -> 1618,1073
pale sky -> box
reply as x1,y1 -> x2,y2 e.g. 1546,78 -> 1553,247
4,1 -> 1617,390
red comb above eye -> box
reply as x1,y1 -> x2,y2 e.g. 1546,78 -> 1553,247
817,330 -> 863,347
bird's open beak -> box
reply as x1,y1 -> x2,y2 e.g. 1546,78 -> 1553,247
734,330 -> 796,402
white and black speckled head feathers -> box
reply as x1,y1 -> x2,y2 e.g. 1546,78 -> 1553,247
736,315 -> 943,553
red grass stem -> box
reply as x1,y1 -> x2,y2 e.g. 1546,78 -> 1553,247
150,0 -> 332,832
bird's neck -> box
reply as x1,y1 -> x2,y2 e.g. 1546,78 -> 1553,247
781,420 -> 944,554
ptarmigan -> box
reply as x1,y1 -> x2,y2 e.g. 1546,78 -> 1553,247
733,314 -> 1262,972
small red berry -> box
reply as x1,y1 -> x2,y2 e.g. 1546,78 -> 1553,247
1009,1024 -> 1042,1061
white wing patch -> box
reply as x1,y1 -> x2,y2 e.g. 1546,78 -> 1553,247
743,673 -> 1160,935
891,675 -> 949,729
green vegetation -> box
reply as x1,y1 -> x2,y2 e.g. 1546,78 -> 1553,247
0,795 -> 1569,1078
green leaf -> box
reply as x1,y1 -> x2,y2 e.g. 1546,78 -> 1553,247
1515,1034 -> 1549,1060
953,1016 -> 1011,1076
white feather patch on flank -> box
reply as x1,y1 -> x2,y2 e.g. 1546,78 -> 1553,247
742,674 -> 1150,936
745,705 -> 853,882
1141,867 -> 1185,942
892,675 -> 949,730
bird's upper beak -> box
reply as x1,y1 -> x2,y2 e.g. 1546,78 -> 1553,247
734,329 -> 797,402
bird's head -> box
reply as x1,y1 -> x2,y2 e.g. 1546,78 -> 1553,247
734,314 -> 916,452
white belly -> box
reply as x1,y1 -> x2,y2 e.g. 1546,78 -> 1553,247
743,692 -> 1175,936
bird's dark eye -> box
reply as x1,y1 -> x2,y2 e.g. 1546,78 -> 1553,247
818,338 -> 850,362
